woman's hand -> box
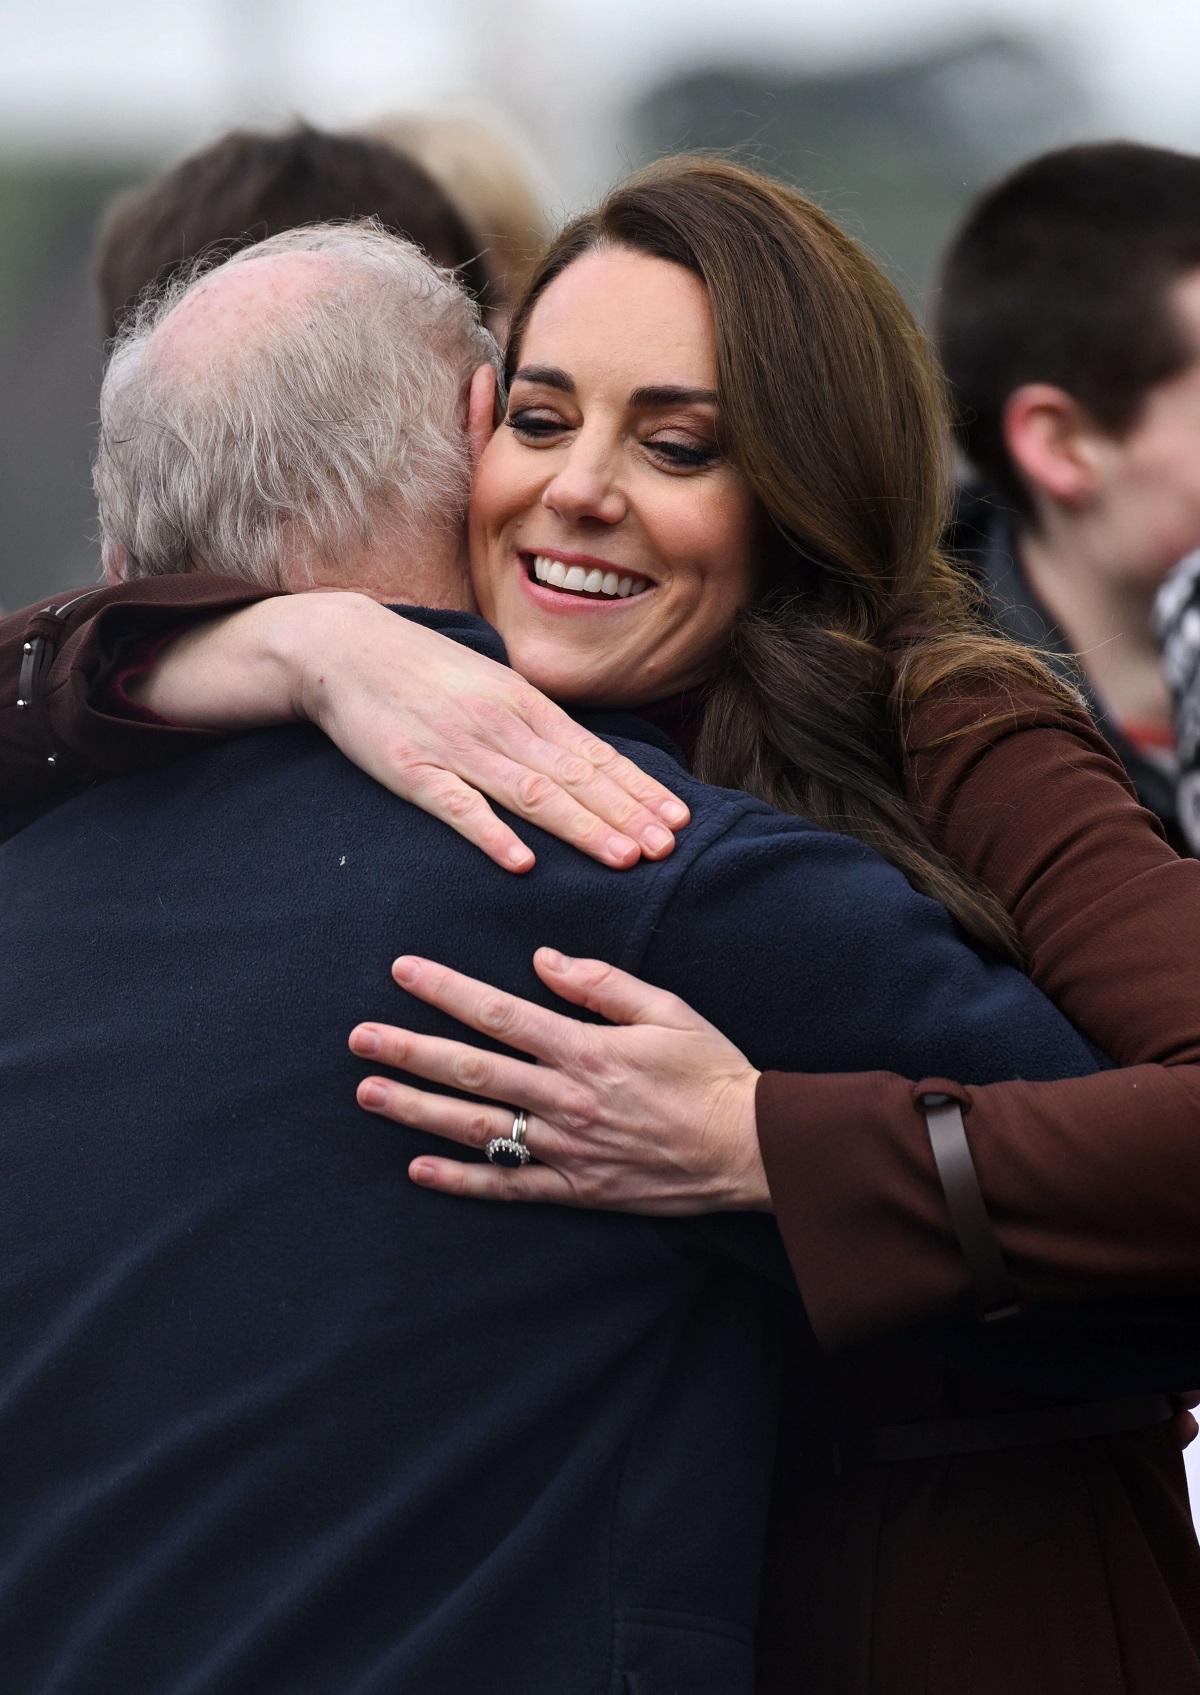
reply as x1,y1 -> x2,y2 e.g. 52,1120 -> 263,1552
134,591 -> 690,872
348,948 -> 769,1215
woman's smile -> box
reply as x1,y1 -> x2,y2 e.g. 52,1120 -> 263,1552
521,548 -> 655,605
469,247 -> 758,708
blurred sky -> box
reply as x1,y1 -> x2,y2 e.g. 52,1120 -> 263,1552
2,0 -> 1200,199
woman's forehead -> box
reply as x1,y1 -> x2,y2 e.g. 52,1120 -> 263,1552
519,250 -> 718,391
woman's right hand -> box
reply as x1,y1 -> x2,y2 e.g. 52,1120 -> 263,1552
132,590 -> 690,871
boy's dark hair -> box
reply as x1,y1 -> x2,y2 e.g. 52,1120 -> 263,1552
936,141 -> 1200,513
94,123 -> 490,341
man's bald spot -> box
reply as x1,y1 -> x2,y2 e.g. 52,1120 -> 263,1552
150,252 -> 340,373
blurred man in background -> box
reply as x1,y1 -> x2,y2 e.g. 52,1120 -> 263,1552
93,122 -> 492,340
936,141 -> 1200,853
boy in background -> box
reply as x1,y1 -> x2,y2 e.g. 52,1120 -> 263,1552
937,141 -> 1200,852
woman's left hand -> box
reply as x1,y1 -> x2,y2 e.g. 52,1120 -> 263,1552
348,948 -> 770,1215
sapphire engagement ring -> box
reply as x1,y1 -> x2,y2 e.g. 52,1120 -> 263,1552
485,1109 -> 532,1167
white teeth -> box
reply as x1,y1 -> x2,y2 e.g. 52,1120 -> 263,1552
530,554 -> 652,599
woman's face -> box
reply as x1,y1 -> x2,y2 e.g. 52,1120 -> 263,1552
469,248 -> 759,706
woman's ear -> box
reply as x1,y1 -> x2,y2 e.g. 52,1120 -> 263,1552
467,364 -> 499,470
1002,383 -> 1101,508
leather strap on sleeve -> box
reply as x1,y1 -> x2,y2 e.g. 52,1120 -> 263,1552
15,589 -> 102,768
920,1091 -> 1022,1322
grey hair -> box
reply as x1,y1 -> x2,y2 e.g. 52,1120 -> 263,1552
94,220 -> 500,587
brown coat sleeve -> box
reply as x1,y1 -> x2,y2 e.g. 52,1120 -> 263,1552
758,686 -> 1200,1349
0,575 -> 275,809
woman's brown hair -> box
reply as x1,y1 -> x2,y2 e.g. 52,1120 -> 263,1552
506,158 -> 1078,963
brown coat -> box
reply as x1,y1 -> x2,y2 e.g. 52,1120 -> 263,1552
758,686 -> 1200,1694
5,578 -> 1200,1691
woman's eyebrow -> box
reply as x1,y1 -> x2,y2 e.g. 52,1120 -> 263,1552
510,364 -> 574,393
629,384 -> 720,408
509,370 -> 719,409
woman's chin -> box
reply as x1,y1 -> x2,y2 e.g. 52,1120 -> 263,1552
505,642 -> 634,708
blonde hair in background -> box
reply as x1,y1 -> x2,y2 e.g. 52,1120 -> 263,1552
365,103 -> 553,314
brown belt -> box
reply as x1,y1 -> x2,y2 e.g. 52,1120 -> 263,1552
835,1392 -> 1174,1470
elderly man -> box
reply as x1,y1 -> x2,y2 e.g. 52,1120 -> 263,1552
0,227 -> 1140,1693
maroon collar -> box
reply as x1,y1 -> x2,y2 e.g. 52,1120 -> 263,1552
635,687 -> 708,765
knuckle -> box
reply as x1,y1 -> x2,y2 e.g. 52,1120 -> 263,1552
513,771 -> 557,811
464,1109 -> 497,1148
432,718 -> 477,758
477,992 -> 520,1038
440,784 -> 485,823
605,794 -> 645,830
573,1046 -> 607,1084
581,737 -> 618,769
557,1087 -> 598,1134
473,694 -> 526,736
451,1051 -> 493,1092
386,739 -> 426,778
552,755 -> 594,790
584,959 -> 620,993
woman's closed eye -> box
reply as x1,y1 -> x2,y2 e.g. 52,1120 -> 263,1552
643,434 -> 721,471
506,405 -> 572,442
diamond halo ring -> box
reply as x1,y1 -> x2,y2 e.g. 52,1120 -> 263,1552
485,1109 -> 532,1167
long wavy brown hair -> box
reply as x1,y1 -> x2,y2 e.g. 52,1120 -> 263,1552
505,158 -> 1077,963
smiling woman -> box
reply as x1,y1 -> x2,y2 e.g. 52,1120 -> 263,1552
460,162 -> 1079,966
471,247 -> 759,705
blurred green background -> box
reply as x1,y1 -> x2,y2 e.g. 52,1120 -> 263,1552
0,159 -> 146,608
0,28 -> 1102,610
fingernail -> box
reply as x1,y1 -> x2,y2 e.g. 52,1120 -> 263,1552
661,801 -> 689,826
540,948 -> 570,971
410,1161 -> 437,1185
607,835 -> 637,863
507,843 -> 534,869
393,957 -> 419,985
359,1080 -> 387,1108
352,1026 -> 381,1056
642,825 -> 673,854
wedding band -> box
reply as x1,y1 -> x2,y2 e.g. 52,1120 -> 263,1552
485,1109 -> 532,1168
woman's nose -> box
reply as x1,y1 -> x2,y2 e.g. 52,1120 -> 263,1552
540,439 -> 627,526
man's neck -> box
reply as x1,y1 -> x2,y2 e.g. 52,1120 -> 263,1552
293,523 -> 474,612
1018,521 -> 1171,729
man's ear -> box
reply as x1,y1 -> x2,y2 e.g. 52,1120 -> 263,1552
467,363 -> 499,470
1002,383 -> 1102,508
102,544 -> 128,585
